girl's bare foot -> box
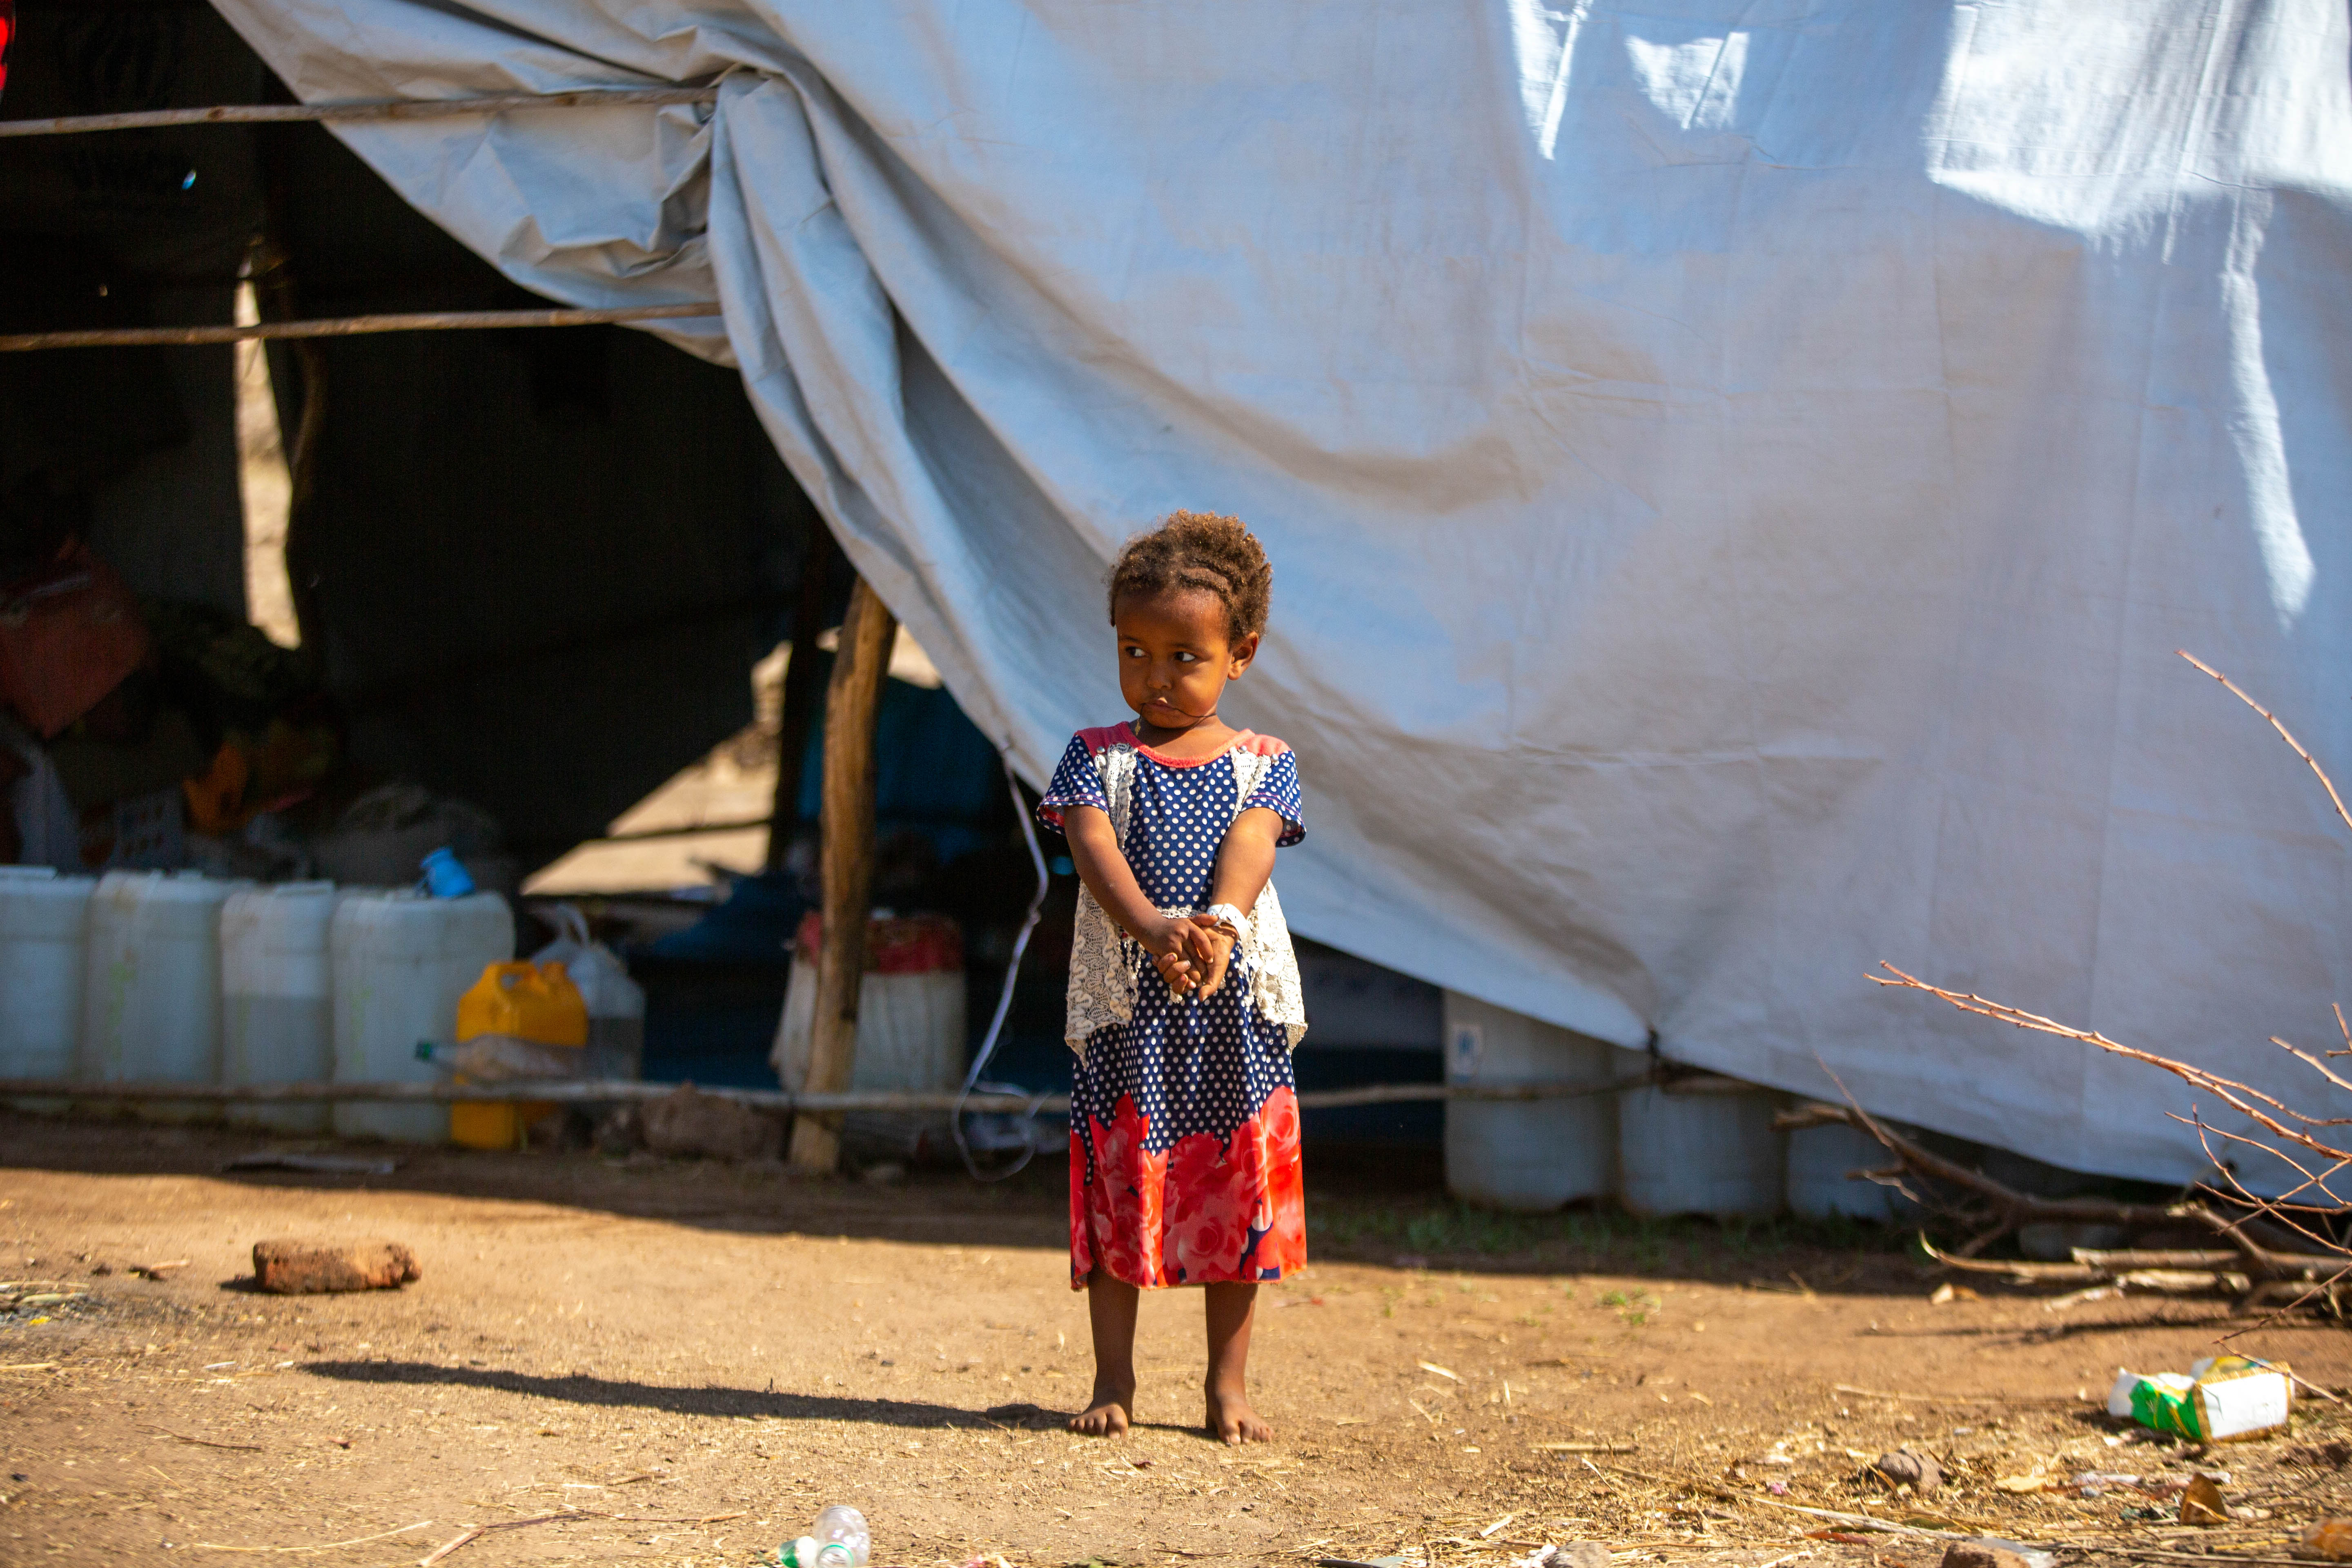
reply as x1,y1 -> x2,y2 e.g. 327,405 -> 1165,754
1206,1383 -> 1273,1444
1070,1381 -> 1134,1437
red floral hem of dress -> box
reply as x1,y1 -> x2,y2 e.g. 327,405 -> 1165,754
1069,1087 -> 1305,1291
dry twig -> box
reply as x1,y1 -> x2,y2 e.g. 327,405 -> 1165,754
2178,650 -> 2352,837
1831,1383 -> 2078,1407
141,1424 -> 263,1452
189,1521 -> 432,1553
1775,1098 -> 2320,1273
1850,651 -> 2352,1329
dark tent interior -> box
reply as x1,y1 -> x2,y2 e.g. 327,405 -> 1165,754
0,0 -> 1443,1158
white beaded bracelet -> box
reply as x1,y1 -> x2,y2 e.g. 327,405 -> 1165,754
1202,902 -> 1252,945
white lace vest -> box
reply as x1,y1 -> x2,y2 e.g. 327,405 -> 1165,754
1062,740 -> 1308,1058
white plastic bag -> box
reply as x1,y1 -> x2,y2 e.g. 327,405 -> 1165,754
532,904 -> 645,1081
532,904 -> 643,1018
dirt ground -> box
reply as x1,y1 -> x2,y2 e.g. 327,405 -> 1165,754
5,1109 -> 2352,1568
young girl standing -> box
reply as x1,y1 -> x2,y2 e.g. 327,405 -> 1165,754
1037,510 -> 1308,1446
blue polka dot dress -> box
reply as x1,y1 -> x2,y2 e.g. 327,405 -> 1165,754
1039,724 -> 1307,1289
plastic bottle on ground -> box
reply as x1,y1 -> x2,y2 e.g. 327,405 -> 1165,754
780,1505 -> 870,1568
416,1033 -> 589,1083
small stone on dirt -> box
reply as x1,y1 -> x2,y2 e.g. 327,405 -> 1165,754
1941,1544 -> 2029,1568
251,1239 -> 421,1294
1506,1546 -> 1610,1568
1871,1447 -> 1942,1497
2296,1519 -> 2352,1561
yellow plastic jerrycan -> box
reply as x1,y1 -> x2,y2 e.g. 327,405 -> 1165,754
449,961 -> 588,1150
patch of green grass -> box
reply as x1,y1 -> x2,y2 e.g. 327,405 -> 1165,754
1304,1194 -> 1910,1276
1596,1286 -> 1658,1325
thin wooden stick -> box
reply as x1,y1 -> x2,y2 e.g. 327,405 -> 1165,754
1782,1096 -> 2327,1274
0,1076 -> 1649,1112
1918,1241 -> 2230,1286
416,1526 -> 484,1567
189,1521 -> 433,1553
410,1504 -> 746,1568
1831,1383 -> 2080,1407
2098,1552 -> 2336,1568
2272,1036 -> 2352,1098
415,1509 -> 604,1567
0,302 -> 721,353
0,1076 -> 1016,1110
1869,964 -> 2350,1160
2179,650 -> 2352,839
2187,1121 -> 2352,1254
2217,1268 -> 2352,1351
0,86 -> 717,138
141,1423 -> 263,1452
2077,1250 -> 2247,1268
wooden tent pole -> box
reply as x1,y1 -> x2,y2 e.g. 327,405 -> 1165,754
788,573 -> 897,1171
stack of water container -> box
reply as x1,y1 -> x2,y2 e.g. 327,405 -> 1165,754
0,866 -> 511,1141
1441,989 -> 1915,1222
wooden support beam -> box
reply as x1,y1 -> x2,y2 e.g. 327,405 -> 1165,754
0,1078 -> 1661,1112
789,574 -> 898,1171
0,302 -> 721,353
0,86 -> 719,138
0,1078 -> 1047,1112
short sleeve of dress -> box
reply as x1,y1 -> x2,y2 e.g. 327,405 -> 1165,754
1036,734 -> 1108,831
1240,750 -> 1305,847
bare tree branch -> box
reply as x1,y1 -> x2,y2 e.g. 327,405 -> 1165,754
2178,650 -> 2352,839
1869,963 -> 2352,1158
1846,654 -> 2352,1334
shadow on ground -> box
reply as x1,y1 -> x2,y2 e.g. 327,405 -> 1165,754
294,1359 -> 1226,1438
0,1108 -> 1926,1292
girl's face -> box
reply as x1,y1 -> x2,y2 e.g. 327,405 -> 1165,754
1114,587 -> 1258,732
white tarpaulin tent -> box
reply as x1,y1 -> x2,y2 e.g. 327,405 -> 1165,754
210,0 -> 2352,1185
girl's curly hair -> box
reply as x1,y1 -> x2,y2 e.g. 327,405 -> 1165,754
1106,510 -> 1273,643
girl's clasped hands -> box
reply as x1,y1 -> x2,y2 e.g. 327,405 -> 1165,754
1149,912 -> 1237,998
